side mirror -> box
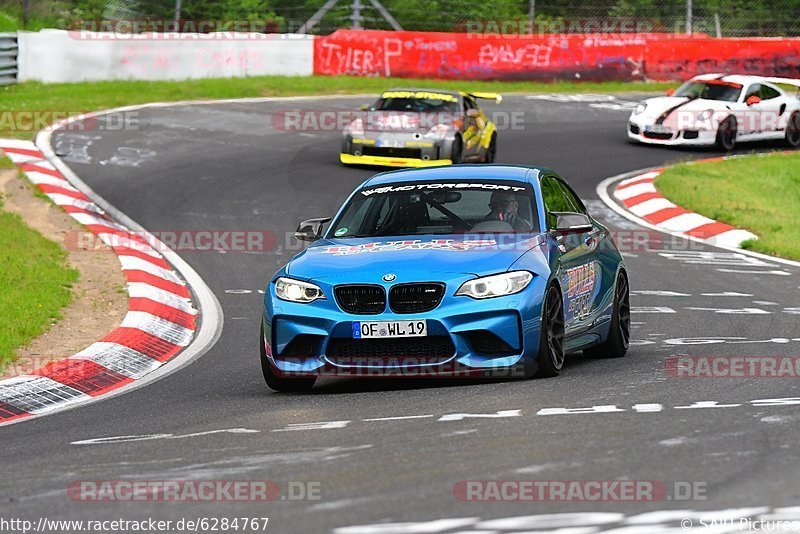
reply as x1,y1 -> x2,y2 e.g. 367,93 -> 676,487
746,95 -> 761,106
295,217 -> 331,242
552,212 -> 593,233
666,88 -> 676,96
466,108 -> 480,118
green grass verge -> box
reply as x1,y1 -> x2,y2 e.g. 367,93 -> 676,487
0,76 -> 675,139
0,189 -> 78,369
656,151 -> 800,261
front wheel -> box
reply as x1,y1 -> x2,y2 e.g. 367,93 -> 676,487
716,116 -> 737,151
484,133 -> 497,163
260,323 -> 316,392
785,112 -> 800,148
584,271 -> 630,358
534,285 -> 566,378
450,136 -> 463,164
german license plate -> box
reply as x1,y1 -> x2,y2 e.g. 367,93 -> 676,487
352,320 -> 427,339
644,124 -> 671,134
376,139 -> 405,148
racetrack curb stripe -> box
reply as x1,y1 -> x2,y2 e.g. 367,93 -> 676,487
0,136 -> 221,426
596,157 -> 800,270
609,161 -> 757,249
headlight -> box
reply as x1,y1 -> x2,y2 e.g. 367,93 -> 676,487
634,103 -> 647,115
275,277 -> 325,303
697,109 -> 713,121
347,118 -> 365,136
455,271 -> 533,299
424,123 -> 451,140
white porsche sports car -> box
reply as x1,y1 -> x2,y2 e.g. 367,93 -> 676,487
628,74 -> 800,150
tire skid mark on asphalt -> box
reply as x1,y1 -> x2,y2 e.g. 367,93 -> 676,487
0,140 -> 198,425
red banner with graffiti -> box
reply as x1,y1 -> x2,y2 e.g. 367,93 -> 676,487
313,30 -> 800,81
314,30 -> 651,81
644,38 -> 800,80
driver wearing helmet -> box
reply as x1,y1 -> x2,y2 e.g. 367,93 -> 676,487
481,191 -> 531,231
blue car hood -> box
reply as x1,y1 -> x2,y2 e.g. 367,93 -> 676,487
286,235 -> 545,282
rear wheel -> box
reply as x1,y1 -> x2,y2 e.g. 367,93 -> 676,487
450,136 -> 463,164
534,285 -> 565,378
260,323 -> 316,392
584,271 -> 630,358
786,112 -> 800,148
484,133 -> 497,163
716,116 -> 737,151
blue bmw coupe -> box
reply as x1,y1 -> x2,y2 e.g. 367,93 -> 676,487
261,165 -> 629,391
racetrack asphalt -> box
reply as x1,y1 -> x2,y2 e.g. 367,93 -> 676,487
2,93 -> 799,533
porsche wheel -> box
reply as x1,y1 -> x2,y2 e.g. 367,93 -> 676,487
584,271 -> 630,358
786,112 -> 800,148
260,323 -> 316,392
484,134 -> 497,163
716,116 -> 737,151
534,285 -> 565,378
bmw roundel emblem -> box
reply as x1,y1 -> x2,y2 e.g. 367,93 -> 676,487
382,273 -> 397,282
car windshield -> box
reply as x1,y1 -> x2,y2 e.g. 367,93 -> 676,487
674,81 -> 743,102
371,91 -> 459,113
330,181 -> 539,238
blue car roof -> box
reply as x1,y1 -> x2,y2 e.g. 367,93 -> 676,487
361,164 -> 552,188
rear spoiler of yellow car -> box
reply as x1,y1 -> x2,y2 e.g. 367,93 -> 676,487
467,92 -> 503,104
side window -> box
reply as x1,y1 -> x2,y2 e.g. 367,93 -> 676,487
759,85 -> 781,100
744,84 -> 761,100
541,176 -> 573,229
556,180 -> 588,215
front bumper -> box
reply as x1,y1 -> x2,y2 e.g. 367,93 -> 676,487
262,275 -> 547,376
341,133 -> 454,168
340,153 -> 452,168
627,119 -> 717,146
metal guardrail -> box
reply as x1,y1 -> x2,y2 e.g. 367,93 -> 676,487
0,33 -> 18,86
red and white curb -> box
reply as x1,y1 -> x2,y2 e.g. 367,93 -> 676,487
611,161 -> 757,249
0,136 -> 220,426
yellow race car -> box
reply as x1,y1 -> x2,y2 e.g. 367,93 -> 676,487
341,89 -> 502,168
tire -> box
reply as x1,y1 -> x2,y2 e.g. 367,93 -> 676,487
533,284 -> 566,378
785,112 -> 800,148
716,116 -> 737,151
583,271 -> 630,359
484,133 -> 497,163
260,323 -> 316,392
450,136 -> 463,164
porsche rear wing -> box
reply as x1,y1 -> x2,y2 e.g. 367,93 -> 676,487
467,92 -> 503,104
